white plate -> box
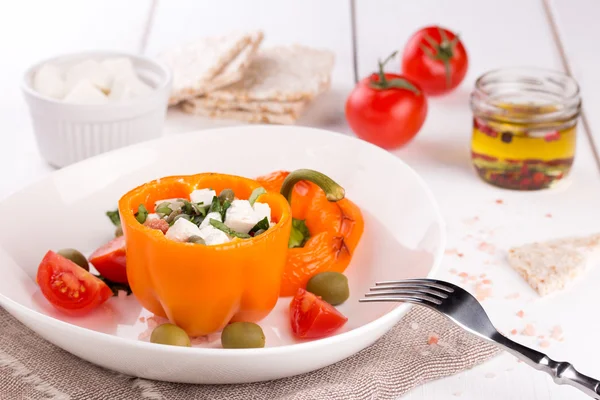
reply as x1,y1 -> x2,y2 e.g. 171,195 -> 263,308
0,125 -> 445,384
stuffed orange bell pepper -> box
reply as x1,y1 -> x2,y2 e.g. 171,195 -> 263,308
118,173 -> 291,336
257,169 -> 364,297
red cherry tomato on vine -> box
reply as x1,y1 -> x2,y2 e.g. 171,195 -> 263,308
401,26 -> 468,96
345,52 -> 428,149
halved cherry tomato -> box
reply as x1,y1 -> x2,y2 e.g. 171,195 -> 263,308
289,288 -> 348,339
89,236 -> 127,284
37,251 -> 112,316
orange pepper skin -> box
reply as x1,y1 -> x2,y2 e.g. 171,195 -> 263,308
118,173 -> 292,336
256,171 -> 364,297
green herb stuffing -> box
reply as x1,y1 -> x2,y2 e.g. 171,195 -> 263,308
249,217 -> 269,235
135,204 -> 148,224
288,218 -> 310,248
220,200 -> 231,221
106,210 -> 121,227
208,196 -> 221,214
210,219 -> 251,239
248,187 -> 266,205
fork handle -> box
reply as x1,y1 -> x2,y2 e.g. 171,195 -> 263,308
493,333 -> 600,399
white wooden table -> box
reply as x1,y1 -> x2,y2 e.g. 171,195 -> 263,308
1,1 -> 599,399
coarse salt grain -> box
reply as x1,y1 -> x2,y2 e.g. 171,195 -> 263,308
540,340 -> 551,348
482,279 -> 492,285
496,199 -> 504,204
545,213 -> 552,218
477,241 -> 496,255
521,324 -> 536,336
550,325 -> 564,341
516,310 -> 525,318
139,316 -> 146,323
427,333 -> 439,345
475,284 -> 493,301
510,329 -> 518,335
458,272 -> 468,278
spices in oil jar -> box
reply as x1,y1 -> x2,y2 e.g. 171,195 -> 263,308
469,68 -> 581,190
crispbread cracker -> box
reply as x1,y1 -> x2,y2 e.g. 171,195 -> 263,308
204,45 -> 334,102
159,31 -> 262,105
181,102 -> 297,125
184,97 -> 307,117
508,234 -> 600,296
202,31 -> 263,93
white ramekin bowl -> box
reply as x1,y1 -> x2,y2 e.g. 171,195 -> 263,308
22,51 -> 172,168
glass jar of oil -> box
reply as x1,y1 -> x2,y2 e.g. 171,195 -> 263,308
470,68 -> 581,190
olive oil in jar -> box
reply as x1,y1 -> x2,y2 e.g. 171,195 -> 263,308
470,68 -> 581,191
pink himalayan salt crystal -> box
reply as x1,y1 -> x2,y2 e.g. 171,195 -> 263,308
427,333 -> 439,345
482,279 -> 492,285
475,284 -> 493,301
449,268 -> 458,275
540,340 -> 551,348
521,324 -> 536,336
469,276 -> 477,281
550,325 -> 564,341
138,315 -> 170,341
480,273 -> 487,278
445,248 -> 458,256
510,329 -> 518,335
545,213 -> 553,218
505,292 -> 520,300
477,241 -> 496,255
458,272 -> 469,278
139,316 -> 146,323
496,199 -> 504,204
538,335 -> 545,339
516,310 -> 525,318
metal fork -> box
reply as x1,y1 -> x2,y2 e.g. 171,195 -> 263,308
360,278 -> 600,399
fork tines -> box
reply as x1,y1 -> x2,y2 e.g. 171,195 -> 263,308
359,279 -> 454,306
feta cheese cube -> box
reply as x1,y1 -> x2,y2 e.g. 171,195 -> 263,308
225,199 -> 260,234
165,218 -> 201,242
108,73 -> 152,101
200,212 -> 222,229
253,202 -> 271,223
199,225 -> 230,245
63,80 -> 108,105
65,59 -> 112,92
101,57 -> 136,79
190,189 -> 216,206
146,213 -> 160,222
33,63 -> 65,99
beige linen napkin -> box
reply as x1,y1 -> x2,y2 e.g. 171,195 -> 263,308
0,306 -> 499,399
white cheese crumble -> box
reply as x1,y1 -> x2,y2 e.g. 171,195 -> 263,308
224,200 -> 260,234
190,189 -> 216,206
165,218 -> 201,242
199,225 -> 230,245
200,212 -> 222,229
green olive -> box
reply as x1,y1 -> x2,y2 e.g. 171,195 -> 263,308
306,271 -> 349,305
150,323 -> 191,347
57,248 -> 89,271
218,189 -> 235,203
115,226 -> 123,237
187,235 -> 205,244
221,322 -> 265,349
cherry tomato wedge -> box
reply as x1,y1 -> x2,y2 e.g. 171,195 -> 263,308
37,251 -> 112,316
289,288 -> 348,339
89,236 -> 128,284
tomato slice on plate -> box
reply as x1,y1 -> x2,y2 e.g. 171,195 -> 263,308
289,288 -> 348,339
37,251 -> 112,316
89,236 -> 128,284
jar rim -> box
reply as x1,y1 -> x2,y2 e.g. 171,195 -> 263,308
471,67 -> 581,125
